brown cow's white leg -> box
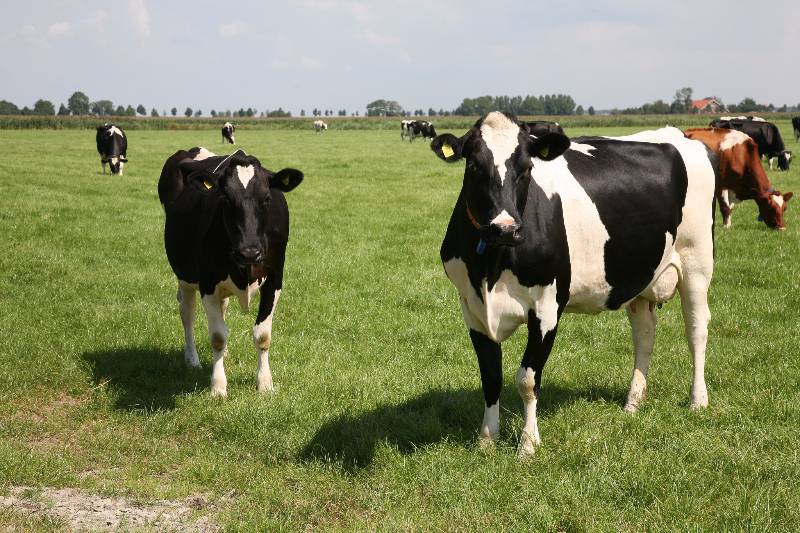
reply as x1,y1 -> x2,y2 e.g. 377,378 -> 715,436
202,294 -> 229,397
178,283 -> 201,368
678,273 -> 712,409
720,190 -> 733,228
624,297 -> 657,412
254,289 -> 280,392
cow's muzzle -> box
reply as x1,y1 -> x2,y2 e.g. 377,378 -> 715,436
234,246 -> 265,265
480,223 -> 524,247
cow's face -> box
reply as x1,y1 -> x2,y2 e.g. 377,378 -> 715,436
431,112 -> 569,247
108,155 -> 128,174
778,151 -> 792,171
759,191 -> 793,229
189,156 -> 303,268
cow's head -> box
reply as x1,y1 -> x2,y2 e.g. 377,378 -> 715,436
758,190 -> 793,230
778,150 -> 792,171
430,112 -> 570,247
107,155 -> 128,175
185,153 -> 303,268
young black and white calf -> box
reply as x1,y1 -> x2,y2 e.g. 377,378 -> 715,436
221,122 -> 235,144
430,112 -> 715,458
158,147 -> 303,396
96,123 -> 128,175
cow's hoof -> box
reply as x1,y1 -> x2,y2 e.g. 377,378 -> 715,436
210,385 -> 228,398
623,402 -> 639,413
185,352 -> 201,369
256,379 -> 274,393
516,432 -> 540,460
477,435 -> 496,452
690,398 -> 708,410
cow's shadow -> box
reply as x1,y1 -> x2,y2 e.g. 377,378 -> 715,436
299,382 -> 623,471
81,346 -> 209,412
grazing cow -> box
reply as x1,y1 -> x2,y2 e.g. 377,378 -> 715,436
313,120 -> 328,133
792,117 -> 800,142
406,120 -> 437,142
158,147 -> 303,396
221,122 -> 235,144
95,123 -> 128,175
524,120 -> 565,138
430,112 -> 715,458
719,116 -> 766,122
709,117 -> 791,171
685,128 -> 792,229
400,119 -> 413,140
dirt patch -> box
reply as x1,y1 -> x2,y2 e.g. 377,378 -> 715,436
0,486 -> 220,532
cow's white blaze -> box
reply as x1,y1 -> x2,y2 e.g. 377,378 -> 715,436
254,289 -> 280,392
773,194 -> 785,209
531,154 -> 612,312
480,112 -> 520,185
489,209 -> 516,227
236,164 -> 255,188
719,129 -> 749,151
108,126 -> 123,137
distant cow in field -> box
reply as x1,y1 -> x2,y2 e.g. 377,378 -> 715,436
524,120 -> 565,137
221,122 -> 235,144
96,123 -> 128,175
792,117 -> 800,142
313,120 -> 328,133
406,120 -> 437,142
685,127 -> 793,229
430,112 -> 716,458
158,147 -> 304,396
709,117 -> 791,171
400,119 -> 413,140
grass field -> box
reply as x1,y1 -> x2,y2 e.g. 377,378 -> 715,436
0,121 -> 798,531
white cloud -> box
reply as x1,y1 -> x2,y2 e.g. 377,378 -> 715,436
219,21 -> 249,38
127,0 -> 151,37
47,22 -> 71,38
353,29 -> 395,45
300,55 -> 321,70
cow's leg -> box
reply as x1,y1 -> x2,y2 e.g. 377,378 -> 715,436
469,329 -> 502,447
118,162 -> 124,176
101,160 -> 107,174
517,309 -> 559,459
177,283 -> 201,368
677,271 -> 712,409
768,156 -> 775,170
254,284 -> 281,392
624,297 -> 657,412
202,293 -> 229,397
719,190 -> 732,228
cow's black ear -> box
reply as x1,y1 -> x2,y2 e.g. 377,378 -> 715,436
187,170 -> 220,192
270,168 -> 303,191
431,133 -> 463,162
529,133 -> 570,161
120,156 -> 128,163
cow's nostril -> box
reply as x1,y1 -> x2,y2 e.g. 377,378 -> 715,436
238,247 -> 262,263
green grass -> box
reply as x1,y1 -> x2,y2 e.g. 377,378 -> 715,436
0,121 -> 798,531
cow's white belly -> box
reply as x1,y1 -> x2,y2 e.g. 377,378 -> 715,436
213,276 -> 265,312
444,259 -> 558,343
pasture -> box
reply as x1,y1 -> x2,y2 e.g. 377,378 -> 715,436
0,122 -> 798,530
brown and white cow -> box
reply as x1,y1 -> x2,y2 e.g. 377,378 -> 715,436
685,128 -> 792,230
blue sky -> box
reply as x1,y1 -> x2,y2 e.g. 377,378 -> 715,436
2,0 -> 798,114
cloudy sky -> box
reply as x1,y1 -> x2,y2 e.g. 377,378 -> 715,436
2,0 -> 798,114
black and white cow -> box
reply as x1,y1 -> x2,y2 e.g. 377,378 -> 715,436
792,117 -> 800,142
313,120 -> 328,133
400,119 -> 413,140
96,123 -> 128,175
430,112 -> 715,458
221,122 -> 235,144
709,117 -> 791,171
524,120 -> 564,138
406,120 -> 437,142
158,147 -> 303,396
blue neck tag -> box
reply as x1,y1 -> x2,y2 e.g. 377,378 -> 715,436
476,239 -> 486,255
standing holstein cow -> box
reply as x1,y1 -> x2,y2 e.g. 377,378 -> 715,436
221,122 -> 235,144
313,120 -> 328,133
158,147 -> 303,396
685,127 -> 792,229
430,112 -> 716,458
96,123 -> 128,175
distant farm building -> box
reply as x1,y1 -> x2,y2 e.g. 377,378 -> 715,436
691,98 -> 724,113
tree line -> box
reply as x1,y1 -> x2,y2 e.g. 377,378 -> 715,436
612,87 -> 799,115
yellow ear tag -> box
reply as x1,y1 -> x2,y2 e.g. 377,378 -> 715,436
442,143 -> 455,158
203,180 -> 213,190
539,146 -> 550,158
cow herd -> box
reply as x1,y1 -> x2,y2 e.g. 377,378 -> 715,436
93,112 -> 795,458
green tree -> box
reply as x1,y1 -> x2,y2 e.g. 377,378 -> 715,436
195,109 -> 202,117
91,100 -> 114,115
67,91 -> 90,115
671,87 -> 693,113
210,110 -> 217,117
575,105 -> 584,115
300,109 -> 305,117
114,105 -> 125,115
184,107 -> 193,117
150,108 -> 159,117
33,99 -> 55,115
57,103 -> 69,115
0,100 -> 21,114
171,107 -> 177,116
125,105 -> 136,116
366,99 -> 403,116
136,104 -> 146,115
588,106 -> 595,116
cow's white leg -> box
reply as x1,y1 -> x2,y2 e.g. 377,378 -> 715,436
118,162 -> 124,176
178,284 -> 201,368
516,367 -> 540,458
768,156 -> 775,170
678,273 -> 711,409
720,190 -> 733,228
254,290 -> 280,392
624,297 -> 657,412
202,294 -> 228,397
469,329 -> 502,447
101,160 -> 107,174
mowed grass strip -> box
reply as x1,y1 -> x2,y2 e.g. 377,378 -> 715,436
0,123 -> 798,531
